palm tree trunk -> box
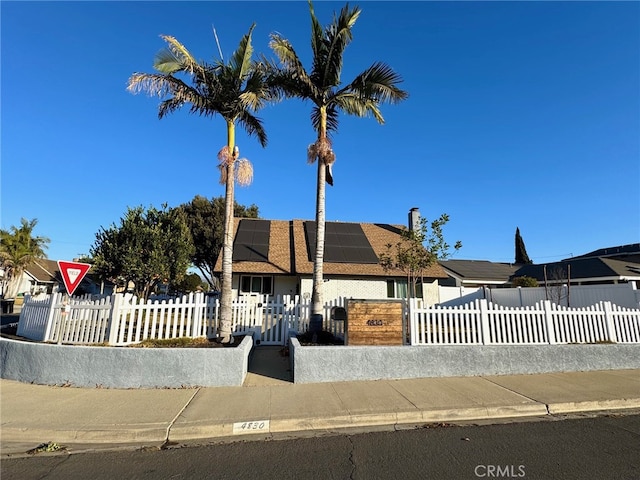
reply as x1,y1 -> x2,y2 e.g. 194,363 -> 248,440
310,110 -> 328,334
219,121 -> 236,343
310,158 -> 326,333
5,275 -> 21,299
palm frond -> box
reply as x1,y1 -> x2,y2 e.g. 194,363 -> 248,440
153,50 -> 185,75
269,33 -> 324,103
325,104 -> 340,132
131,30 -> 276,174
127,73 -> 169,96
254,57 -> 285,103
321,3 -> 360,87
158,98 -> 184,119
348,62 -> 409,104
157,35 -> 202,75
269,35 -> 299,69
310,104 -> 339,134
239,67 -> 272,110
335,94 -> 384,123
308,0 -> 324,63
271,67 -> 315,101
236,110 -> 268,147
229,24 -> 256,80
308,2 -> 360,90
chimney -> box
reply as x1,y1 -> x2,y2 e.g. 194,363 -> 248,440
408,207 -> 421,232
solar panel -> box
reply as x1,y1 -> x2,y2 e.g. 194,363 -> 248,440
233,220 -> 270,262
304,222 -> 379,264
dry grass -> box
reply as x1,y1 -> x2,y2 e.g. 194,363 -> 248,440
132,337 -> 222,348
130,335 -> 245,348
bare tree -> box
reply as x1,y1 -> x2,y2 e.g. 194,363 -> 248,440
543,265 -> 571,306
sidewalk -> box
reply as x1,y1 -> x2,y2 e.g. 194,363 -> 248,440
2,360 -> 639,457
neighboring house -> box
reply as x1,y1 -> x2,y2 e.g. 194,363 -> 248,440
513,243 -> 640,287
439,260 -> 521,288
213,213 -> 448,303
8,259 -> 113,297
438,243 -> 640,290
0,258 -> 59,297
571,243 -> 640,262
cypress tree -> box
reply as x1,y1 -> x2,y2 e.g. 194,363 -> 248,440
515,227 -> 533,264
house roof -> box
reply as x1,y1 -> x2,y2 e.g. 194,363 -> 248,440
513,257 -> 640,283
25,259 -> 59,283
24,259 -> 109,288
439,260 -> 521,284
569,243 -> 640,260
214,218 -> 447,279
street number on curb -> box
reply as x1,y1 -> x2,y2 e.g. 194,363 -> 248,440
233,420 -> 270,434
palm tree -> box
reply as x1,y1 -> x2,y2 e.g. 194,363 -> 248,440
0,218 -> 50,298
269,1 -> 408,332
128,25 -> 276,343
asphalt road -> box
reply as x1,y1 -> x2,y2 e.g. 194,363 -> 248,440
2,413 -> 639,480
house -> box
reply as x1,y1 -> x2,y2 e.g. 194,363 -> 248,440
439,260 -> 521,288
512,243 -> 640,287
213,210 -> 448,304
571,243 -> 640,262
6,259 -> 113,297
18,259 -> 59,295
438,244 -> 640,289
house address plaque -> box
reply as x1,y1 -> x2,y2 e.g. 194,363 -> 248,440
346,299 -> 404,346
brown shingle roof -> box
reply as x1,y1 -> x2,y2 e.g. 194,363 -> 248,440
25,259 -> 59,283
215,218 -> 447,279
226,219 -> 292,275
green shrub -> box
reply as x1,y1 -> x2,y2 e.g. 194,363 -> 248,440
512,276 -> 539,287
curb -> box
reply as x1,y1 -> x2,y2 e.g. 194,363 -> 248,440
2,401 -> 639,453
546,398 -> 640,415
1,426 -> 169,445
168,403 -> 549,442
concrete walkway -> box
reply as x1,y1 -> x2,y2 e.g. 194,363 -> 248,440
2,361 -> 639,457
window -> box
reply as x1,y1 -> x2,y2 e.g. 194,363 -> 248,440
386,279 -> 422,298
387,279 -> 407,298
240,275 -> 273,295
386,280 -> 395,298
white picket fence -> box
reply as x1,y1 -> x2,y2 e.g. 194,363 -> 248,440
438,282 -> 640,309
18,293 -> 640,347
410,298 -> 640,345
17,292 -> 346,346
17,293 -> 112,343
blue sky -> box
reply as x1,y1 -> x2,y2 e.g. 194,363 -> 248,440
2,1 -> 639,265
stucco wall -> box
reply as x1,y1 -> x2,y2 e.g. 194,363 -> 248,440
289,337 -> 640,384
300,277 -> 395,302
0,335 -> 253,388
273,276 -> 299,297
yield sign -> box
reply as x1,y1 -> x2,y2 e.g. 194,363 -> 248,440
57,260 -> 92,296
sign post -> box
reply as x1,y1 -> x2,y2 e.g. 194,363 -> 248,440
56,261 -> 91,344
